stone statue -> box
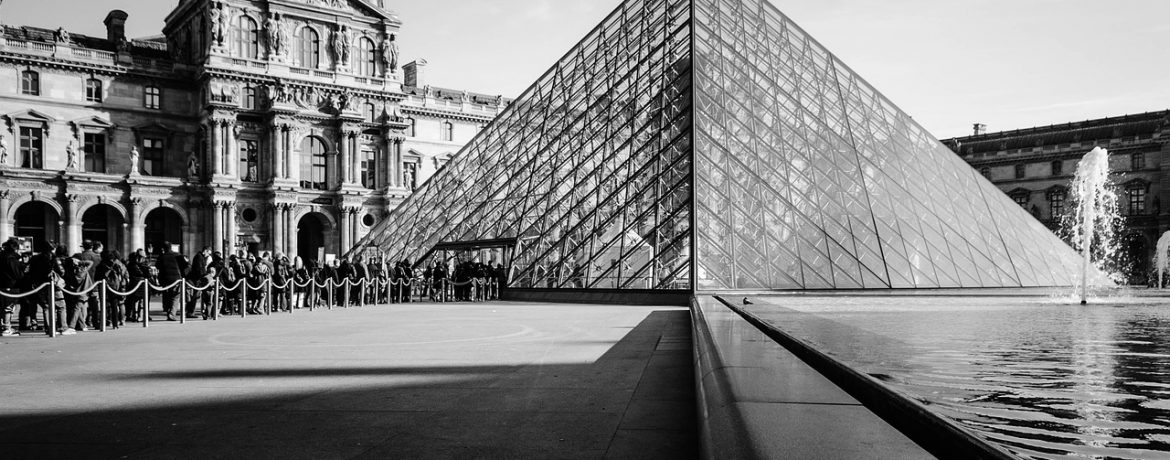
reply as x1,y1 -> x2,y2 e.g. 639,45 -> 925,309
265,13 -> 282,58
187,152 -> 200,179
382,34 -> 399,72
66,141 -> 78,171
0,135 -> 8,167
128,146 -> 140,176
210,2 -> 228,48
332,25 -> 351,66
55,27 -> 70,44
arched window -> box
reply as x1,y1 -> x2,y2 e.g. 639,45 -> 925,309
242,85 -> 256,110
144,85 -> 161,109
85,78 -> 103,103
296,27 -> 320,68
364,103 -> 377,123
300,137 -> 328,190
21,70 -> 39,96
356,37 -> 376,77
441,121 -> 454,142
234,16 -> 260,59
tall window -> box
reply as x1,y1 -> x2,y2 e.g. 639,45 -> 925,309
142,138 -> 164,176
1014,164 -> 1025,179
406,118 -> 415,137
1012,193 -> 1028,208
21,70 -> 39,96
83,133 -> 106,173
242,85 -> 256,110
240,140 -> 259,182
234,16 -> 260,59
1128,186 -> 1147,215
1051,160 -> 1062,176
1132,153 -> 1146,170
85,78 -> 103,103
356,37 -> 376,77
296,27 -> 320,68
363,103 -> 377,123
361,150 -> 376,189
300,137 -> 327,190
1048,189 -> 1065,220
18,127 -> 43,169
144,85 -> 161,109
441,121 -> 454,142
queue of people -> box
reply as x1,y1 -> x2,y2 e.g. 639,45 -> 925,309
0,237 -> 507,337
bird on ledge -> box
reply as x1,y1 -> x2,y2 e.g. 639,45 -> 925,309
743,297 -> 753,305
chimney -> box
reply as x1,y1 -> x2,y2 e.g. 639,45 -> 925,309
103,10 -> 128,43
973,123 -> 987,136
403,59 -> 427,87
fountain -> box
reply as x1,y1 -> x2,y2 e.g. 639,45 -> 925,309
1064,147 -> 1121,304
1158,232 -> 1170,289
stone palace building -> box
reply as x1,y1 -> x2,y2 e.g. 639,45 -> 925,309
943,111 -> 1170,283
0,0 -> 508,263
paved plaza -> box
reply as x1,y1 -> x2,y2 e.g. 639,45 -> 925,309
0,303 -> 696,459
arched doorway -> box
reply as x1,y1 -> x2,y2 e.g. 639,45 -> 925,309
296,213 -> 329,266
13,201 -> 60,250
81,204 -> 125,252
144,207 -> 184,256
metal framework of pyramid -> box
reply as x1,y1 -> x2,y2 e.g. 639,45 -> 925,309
354,0 -> 1084,291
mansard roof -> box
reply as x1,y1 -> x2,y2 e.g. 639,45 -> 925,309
942,110 -> 1170,156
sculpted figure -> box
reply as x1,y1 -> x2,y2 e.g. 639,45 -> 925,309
332,25 -> 351,65
55,27 -> 70,43
0,135 -> 8,166
187,152 -> 200,179
210,2 -> 228,47
382,34 -> 399,72
265,13 -> 282,56
66,141 -> 78,171
129,146 -> 140,176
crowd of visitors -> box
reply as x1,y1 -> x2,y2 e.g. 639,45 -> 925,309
0,238 -> 507,337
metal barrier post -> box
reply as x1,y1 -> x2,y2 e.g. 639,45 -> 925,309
213,281 -> 220,321
179,281 -> 186,325
360,280 -> 366,308
343,279 -> 350,309
327,280 -> 333,311
98,281 -> 107,331
309,281 -> 316,312
143,282 -> 150,328
265,279 -> 272,316
241,282 -> 248,318
47,283 -> 56,337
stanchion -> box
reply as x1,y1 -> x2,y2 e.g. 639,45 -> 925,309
99,280 -> 108,331
213,281 -> 220,321
343,279 -> 350,309
47,282 -> 56,337
179,281 -> 186,325
327,279 -> 334,311
265,278 -> 272,316
309,281 -> 316,312
241,281 -> 248,318
143,282 -> 150,328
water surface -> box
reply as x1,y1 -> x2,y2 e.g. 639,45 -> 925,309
745,295 -> 1170,459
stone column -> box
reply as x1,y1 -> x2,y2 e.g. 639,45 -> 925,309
64,195 -> 82,254
225,202 -> 237,253
287,206 -> 298,261
208,121 -> 222,177
0,191 -> 10,243
128,198 -> 145,254
338,130 -> 349,186
212,202 -> 224,254
228,123 -> 240,178
339,208 -> 351,255
272,204 -> 284,255
272,126 -> 284,180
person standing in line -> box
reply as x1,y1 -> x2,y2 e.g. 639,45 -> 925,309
271,254 -> 289,312
351,256 -> 367,306
73,241 -> 102,328
185,247 -> 211,319
292,256 -> 309,309
0,239 -> 24,336
124,251 -> 150,322
23,241 -> 56,331
63,255 -> 94,333
154,243 -> 188,322
95,249 -> 129,328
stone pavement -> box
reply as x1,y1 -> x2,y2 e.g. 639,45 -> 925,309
0,302 -> 696,459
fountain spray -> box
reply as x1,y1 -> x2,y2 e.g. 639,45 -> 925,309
1064,148 -> 1120,304
1157,232 -> 1170,289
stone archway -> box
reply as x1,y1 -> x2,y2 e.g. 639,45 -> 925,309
296,212 -> 334,267
81,203 -> 126,254
13,201 -> 60,251
144,207 -> 185,256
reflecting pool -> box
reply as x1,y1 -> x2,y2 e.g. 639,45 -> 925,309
745,294 -> 1170,459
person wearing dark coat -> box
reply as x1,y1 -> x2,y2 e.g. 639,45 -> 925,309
22,241 -> 56,331
0,239 -> 24,336
351,256 -> 367,306
185,247 -> 212,319
154,243 -> 188,321
124,251 -> 151,322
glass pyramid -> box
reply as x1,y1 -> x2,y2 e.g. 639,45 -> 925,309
355,0 -> 1085,291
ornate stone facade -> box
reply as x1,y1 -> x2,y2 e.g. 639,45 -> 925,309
0,0 -> 508,262
943,111 -> 1170,283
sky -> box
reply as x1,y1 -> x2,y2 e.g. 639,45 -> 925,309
4,0 -> 1167,138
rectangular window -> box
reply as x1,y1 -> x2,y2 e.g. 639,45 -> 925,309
1051,161 -> 1062,176
361,150 -> 376,189
86,79 -> 103,103
21,71 -> 39,96
242,86 -> 256,110
240,140 -> 259,182
1013,194 -> 1028,208
1048,191 -> 1065,220
83,133 -> 106,173
1132,153 -> 1146,170
18,127 -> 43,169
1129,188 -> 1146,215
1014,164 -> 1026,179
144,86 -> 161,109
142,138 -> 164,176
